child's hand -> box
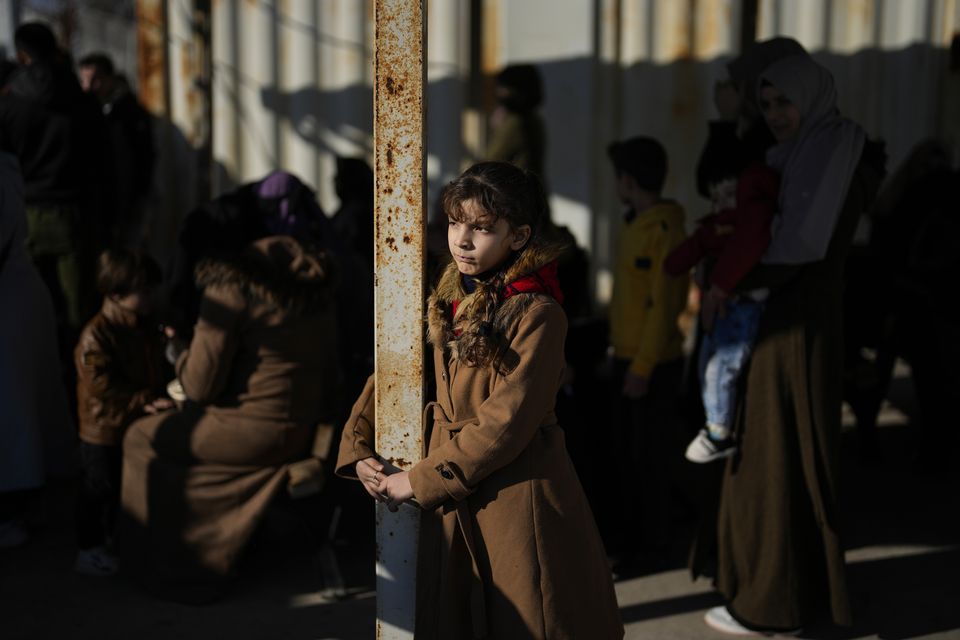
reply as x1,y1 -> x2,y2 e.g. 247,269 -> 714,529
356,457 -> 388,501
144,397 -> 175,414
378,471 -> 414,512
700,286 -> 729,333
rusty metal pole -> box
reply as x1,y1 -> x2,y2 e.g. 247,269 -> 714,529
373,0 -> 426,638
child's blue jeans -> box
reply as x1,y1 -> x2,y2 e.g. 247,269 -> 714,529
698,297 -> 764,430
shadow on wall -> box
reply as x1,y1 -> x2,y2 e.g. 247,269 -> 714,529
140,112 -> 235,269
258,75 -> 467,215
259,84 -> 373,157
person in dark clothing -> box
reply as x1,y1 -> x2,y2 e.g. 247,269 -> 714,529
169,171 -> 338,331
846,141 -> 959,466
169,170 -> 369,410
331,156 -> 374,267
891,172 -> 960,469
79,53 -> 155,249
0,22 -> 108,333
329,158 -> 376,401
487,64 -> 547,183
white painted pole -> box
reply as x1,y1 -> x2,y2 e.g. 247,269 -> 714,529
373,1 -> 425,638
0,0 -> 20,59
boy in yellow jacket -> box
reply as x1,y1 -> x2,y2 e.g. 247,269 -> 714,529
606,136 -> 688,569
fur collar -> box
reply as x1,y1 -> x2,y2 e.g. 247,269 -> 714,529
427,238 -> 563,367
195,236 -> 333,315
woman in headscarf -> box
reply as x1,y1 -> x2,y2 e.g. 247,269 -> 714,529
695,37 -> 808,199
698,55 -> 885,635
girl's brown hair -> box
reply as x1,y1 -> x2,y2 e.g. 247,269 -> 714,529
438,162 -> 556,369
441,161 -> 548,236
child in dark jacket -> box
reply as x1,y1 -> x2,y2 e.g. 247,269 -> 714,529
664,162 -> 780,462
74,249 -> 170,575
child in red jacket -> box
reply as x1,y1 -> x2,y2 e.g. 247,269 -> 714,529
665,162 -> 779,462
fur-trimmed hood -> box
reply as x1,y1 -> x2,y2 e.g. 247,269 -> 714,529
427,238 -> 564,367
195,235 -> 334,315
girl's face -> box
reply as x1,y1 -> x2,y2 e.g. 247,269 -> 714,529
759,85 -> 801,143
448,199 -> 531,277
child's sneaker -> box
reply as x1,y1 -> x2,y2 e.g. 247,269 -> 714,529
75,546 -> 118,576
685,429 -> 737,463
0,519 -> 28,548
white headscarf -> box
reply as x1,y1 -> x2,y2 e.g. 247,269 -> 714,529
760,55 -> 865,265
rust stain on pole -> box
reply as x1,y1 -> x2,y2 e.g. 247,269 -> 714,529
135,0 -> 167,117
374,0 -> 425,638
374,0 -> 425,468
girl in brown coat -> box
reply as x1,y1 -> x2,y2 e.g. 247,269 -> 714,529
337,162 -> 623,639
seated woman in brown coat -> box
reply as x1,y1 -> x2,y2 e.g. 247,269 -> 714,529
119,236 -> 339,603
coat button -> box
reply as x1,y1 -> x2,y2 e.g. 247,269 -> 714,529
440,371 -> 446,380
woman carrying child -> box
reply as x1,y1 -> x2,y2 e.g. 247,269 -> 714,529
336,162 -> 623,639
697,55 -> 885,635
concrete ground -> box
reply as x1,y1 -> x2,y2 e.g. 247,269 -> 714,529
2,374 -> 958,640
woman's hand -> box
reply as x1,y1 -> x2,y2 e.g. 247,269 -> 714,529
378,471 -> 414,512
356,457 -> 387,501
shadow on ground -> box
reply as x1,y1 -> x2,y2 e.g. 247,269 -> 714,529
1,377 -> 957,639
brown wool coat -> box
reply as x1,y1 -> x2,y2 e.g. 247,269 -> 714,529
75,299 -> 167,446
708,152 -> 884,628
120,237 -> 339,599
337,245 -> 623,640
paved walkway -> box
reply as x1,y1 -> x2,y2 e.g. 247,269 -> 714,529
3,387 -> 958,639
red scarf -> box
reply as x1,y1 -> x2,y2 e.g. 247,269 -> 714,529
451,260 -> 564,321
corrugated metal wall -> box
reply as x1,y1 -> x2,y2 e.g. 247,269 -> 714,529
5,0 -> 957,299
199,0 -> 960,304
490,0 -> 958,302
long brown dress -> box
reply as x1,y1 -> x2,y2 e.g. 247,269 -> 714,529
710,150 -> 884,629
119,236 -> 338,602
